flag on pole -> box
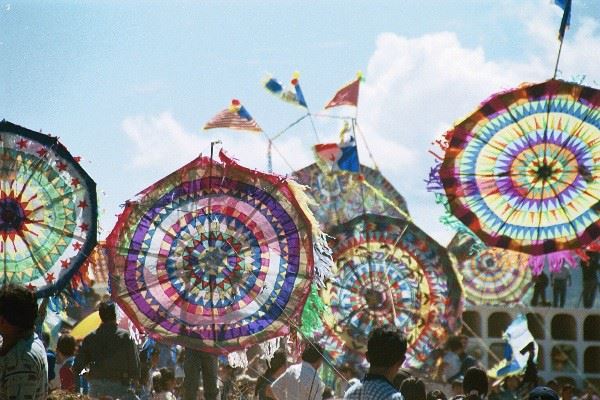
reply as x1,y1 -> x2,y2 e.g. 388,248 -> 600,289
314,124 -> 359,173
554,0 -> 572,41
263,72 -> 308,108
324,72 -> 363,109
203,99 -> 262,132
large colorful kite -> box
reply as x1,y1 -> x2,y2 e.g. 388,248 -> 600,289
448,234 -> 533,305
293,163 -> 409,232
0,121 -> 97,297
107,150 -> 332,354
438,79 -> 600,255
328,214 -> 462,369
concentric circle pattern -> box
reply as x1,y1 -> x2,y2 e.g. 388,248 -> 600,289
329,215 -> 462,369
440,79 -> 600,254
0,121 -> 97,296
108,153 -> 315,354
459,247 -> 532,305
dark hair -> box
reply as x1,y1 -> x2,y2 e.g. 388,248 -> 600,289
0,284 -> 38,330
446,336 -> 463,352
323,387 -> 334,399
57,334 -> 77,357
301,342 -> 323,364
463,367 -> 488,399
98,301 -> 117,322
153,368 -> 174,393
401,377 -> 427,400
366,326 -> 407,368
427,389 -> 448,400
268,349 -> 287,373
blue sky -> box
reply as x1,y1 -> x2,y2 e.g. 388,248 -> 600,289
2,0 -> 600,244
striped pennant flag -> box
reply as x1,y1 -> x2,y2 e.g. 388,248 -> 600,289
203,99 -> 262,132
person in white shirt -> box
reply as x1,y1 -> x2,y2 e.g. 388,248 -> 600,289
267,342 -> 325,400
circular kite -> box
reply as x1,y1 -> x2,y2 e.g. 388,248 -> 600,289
459,248 -> 532,305
293,163 -> 409,231
439,79 -> 600,255
448,233 -> 533,305
107,150 -> 331,354
329,214 -> 462,369
0,121 -> 97,297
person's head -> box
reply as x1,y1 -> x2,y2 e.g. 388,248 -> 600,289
561,384 -> 575,400
504,376 -> 520,391
446,336 -> 464,354
427,389 -> 448,400
393,368 -> 412,390
267,349 -> 288,376
339,363 -> 357,381
158,368 -> 175,391
98,300 -> 117,323
451,378 -> 464,396
322,387 -> 334,399
463,367 -> 488,399
400,377 -> 426,400
301,342 -> 324,368
0,284 -> 38,335
366,326 -> 407,373
529,386 -> 560,400
546,380 -> 560,393
57,334 -> 76,358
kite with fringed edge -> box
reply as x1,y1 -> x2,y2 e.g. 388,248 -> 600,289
107,150 -> 332,354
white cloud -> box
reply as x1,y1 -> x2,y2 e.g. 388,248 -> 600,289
121,2 -> 600,245
357,4 -> 600,245
121,111 -> 313,178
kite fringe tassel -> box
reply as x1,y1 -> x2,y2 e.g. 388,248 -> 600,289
300,284 -> 327,338
313,232 -> 334,287
425,163 -> 485,256
259,337 -> 281,365
287,180 -> 334,287
528,250 -> 578,276
227,350 -> 249,369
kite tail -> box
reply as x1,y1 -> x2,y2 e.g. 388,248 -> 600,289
300,284 -> 327,338
287,180 -> 334,287
227,350 -> 249,368
259,337 -> 282,365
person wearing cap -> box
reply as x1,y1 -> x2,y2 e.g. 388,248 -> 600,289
73,300 -> 140,399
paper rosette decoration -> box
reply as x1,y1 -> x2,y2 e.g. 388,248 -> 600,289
0,121 -> 97,297
293,163 -> 409,231
107,150 -> 332,354
439,79 -> 600,255
328,214 -> 462,369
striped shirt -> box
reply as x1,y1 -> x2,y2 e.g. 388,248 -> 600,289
344,374 -> 404,400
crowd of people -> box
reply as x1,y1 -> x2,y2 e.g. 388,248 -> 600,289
0,283 -> 598,400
